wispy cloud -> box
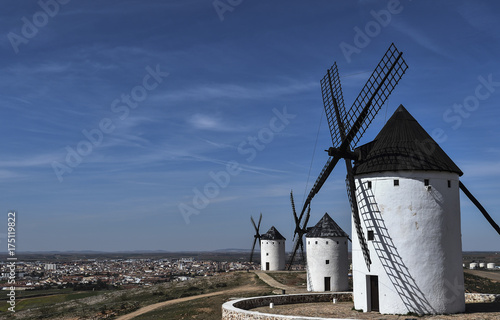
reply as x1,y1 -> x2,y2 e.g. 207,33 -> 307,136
188,114 -> 222,130
456,2 -> 500,38
0,153 -> 59,168
199,138 -> 236,150
391,20 -> 452,59
0,170 -> 23,179
187,113 -> 248,132
152,80 -> 316,103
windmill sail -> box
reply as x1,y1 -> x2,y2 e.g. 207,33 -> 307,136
459,182 -> 500,235
287,190 -> 310,269
292,43 -> 408,270
300,43 -> 408,217
249,213 -> 262,263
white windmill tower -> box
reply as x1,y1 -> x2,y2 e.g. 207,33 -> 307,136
351,105 -> 465,314
306,213 -> 349,292
260,226 -> 286,271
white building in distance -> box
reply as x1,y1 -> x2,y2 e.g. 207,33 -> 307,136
260,226 -> 286,271
351,105 -> 465,315
306,213 -> 349,292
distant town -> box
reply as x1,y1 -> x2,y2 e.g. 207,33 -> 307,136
1,251 -> 498,293
0,252 -> 259,292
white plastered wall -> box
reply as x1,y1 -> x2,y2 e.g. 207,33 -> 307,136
306,236 -> 349,292
352,171 -> 465,315
261,239 -> 286,271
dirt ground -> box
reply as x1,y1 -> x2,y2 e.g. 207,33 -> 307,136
464,269 -> 500,282
115,284 -> 265,320
252,301 -> 500,320
114,270 -> 499,320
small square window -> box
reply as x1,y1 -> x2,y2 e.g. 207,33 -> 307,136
424,179 -> 430,186
272,241 -> 274,244
326,241 -> 328,245
266,253 -> 269,256
367,181 -> 372,189
394,179 -> 399,186
315,241 -> 318,244
448,180 -> 451,188
326,260 -> 330,265
368,230 -> 374,241
308,241 -> 310,245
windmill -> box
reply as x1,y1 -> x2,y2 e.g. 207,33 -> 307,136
249,213 -> 262,263
250,213 -> 287,270
288,43 -> 408,270
290,42 -> 500,314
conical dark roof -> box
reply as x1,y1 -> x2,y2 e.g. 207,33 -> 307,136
353,105 -> 463,176
261,226 -> 286,240
306,213 -> 349,238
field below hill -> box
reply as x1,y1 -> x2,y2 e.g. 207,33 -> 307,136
0,272 -> 272,320
0,269 -> 498,319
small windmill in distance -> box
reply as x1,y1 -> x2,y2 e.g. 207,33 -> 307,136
250,213 -> 287,270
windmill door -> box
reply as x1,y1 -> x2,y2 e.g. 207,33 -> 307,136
369,275 -> 379,311
324,277 -> 331,291
265,262 -> 270,270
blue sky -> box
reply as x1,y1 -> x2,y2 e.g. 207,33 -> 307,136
1,0 -> 499,252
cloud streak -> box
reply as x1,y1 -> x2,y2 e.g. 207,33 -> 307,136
152,80 -> 316,103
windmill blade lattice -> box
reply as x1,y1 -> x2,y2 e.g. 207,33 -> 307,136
299,43 -> 408,271
341,43 -> 408,150
346,177 -> 372,268
321,62 -> 347,147
301,43 -> 408,216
